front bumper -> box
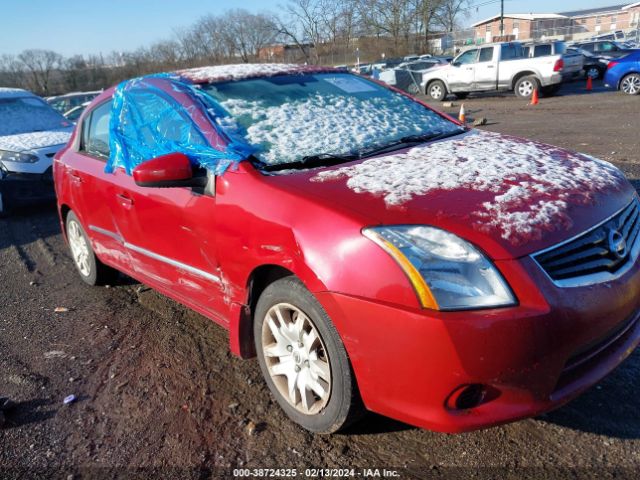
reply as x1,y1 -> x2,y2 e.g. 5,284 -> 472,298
316,255 -> 640,433
0,167 -> 56,208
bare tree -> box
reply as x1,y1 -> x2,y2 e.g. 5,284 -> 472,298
435,0 -> 469,32
17,49 -> 63,94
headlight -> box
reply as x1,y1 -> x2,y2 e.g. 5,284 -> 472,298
0,150 -> 39,163
363,226 -> 516,310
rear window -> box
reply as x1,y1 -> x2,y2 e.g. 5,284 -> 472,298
0,96 -> 70,136
81,101 -> 112,159
500,44 -> 525,60
534,45 -> 552,57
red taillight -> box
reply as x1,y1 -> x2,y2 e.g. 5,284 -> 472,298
553,59 -> 564,72
608,61 -> 619,70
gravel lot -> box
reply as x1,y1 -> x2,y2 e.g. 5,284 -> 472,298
1,80 -> 639,479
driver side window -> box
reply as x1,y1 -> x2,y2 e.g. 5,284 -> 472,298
456,49 -> 478,65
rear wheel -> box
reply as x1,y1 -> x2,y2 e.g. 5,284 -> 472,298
427,80 -> 447,101
620,73 -> 640,95
585,66 -> 602,79
254,276 -> 363,433
514,75 -> 540,99
66,211 -> 117,286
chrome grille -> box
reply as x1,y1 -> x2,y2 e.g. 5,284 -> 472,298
533,198 -> 640,287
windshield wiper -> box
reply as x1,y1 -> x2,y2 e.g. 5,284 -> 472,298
358,128 -> 466,158
260,152 -> 360,172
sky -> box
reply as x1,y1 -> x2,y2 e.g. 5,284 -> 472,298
0,0 -> 627,57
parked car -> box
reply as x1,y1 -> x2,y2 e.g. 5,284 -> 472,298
0,88 -> 73,216
572,40 -> 639,59
604,51 -> 640,95
46,91 -> 101,114
567,47 -> 610,79
591,30 -> 626,42
55,65 -> 640,434
379,58 -> 446,94
63,101 -> 91,123
524,41 -> 583,80
420,42 -> 564,100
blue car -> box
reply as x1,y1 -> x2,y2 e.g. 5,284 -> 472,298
604,51 -> 640,95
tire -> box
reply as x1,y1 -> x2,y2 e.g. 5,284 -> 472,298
585,66 -> 602,80
254,276 -> 363,433
427,80 -> 447,101
455,92 -> 469,99
66,211 -> 118,286
514,75 -> 540,99
620,73 -> 640,95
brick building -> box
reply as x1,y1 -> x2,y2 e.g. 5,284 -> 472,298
472,2 -> 640,43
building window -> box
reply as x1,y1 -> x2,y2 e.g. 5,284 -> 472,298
596,16 -> 601,24
486,24 -> 491,32
611,15 -> 617,23
513,21 -> 519,28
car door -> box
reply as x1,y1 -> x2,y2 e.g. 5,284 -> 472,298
107,89 -> 226,317
473,47 -> 497,90
448,49 -> 478,91
63,99 -> 132,271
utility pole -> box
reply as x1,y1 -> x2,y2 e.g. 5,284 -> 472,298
500,0 -> 504,40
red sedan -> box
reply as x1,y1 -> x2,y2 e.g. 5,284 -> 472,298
53,64 -> 640,433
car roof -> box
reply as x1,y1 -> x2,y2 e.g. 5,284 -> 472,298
175,63 -> 340,84
0,87 -> 35,99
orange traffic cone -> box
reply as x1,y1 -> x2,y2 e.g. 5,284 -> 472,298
458,104 -> 466,124
530,88 -> 539,106
586,75 -> 593,91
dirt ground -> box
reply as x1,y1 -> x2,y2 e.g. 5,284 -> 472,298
1,80 -> 639,479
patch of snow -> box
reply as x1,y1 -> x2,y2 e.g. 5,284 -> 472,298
220,93 -> 455,165
313,130 -> 626,244
177,63 -> 334,83
0,129 -> 72,152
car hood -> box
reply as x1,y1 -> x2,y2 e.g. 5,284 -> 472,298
264,130 -> 635,260
0,128 -> 73,153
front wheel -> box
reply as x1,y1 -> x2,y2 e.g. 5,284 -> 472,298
254,277 -> 363,433
514,75 -> 540,99
427,80 -> 447,101
620,73 -> 640,95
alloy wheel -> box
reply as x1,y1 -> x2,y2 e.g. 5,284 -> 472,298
68,219 -> 91,277
518,80 -> 534,97
621,74 -> 640,95
261,302 -> 331,415
430,84 -> 443,99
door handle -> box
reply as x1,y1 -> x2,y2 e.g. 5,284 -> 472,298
487,65 -> 495,68
116,193 -> 134,209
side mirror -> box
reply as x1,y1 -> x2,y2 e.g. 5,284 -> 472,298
452,61 -> 461,67
133,152 -> 204,188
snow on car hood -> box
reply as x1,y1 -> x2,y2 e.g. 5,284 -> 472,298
299,130 -> 631,256
0,129 -> 72,153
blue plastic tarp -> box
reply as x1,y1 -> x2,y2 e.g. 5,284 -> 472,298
107,73 -> 255,175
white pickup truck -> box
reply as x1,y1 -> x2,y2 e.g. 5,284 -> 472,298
420,42 -> 564,100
